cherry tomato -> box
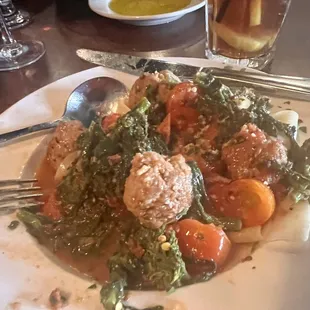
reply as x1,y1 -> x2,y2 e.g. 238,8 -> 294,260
183,153 -> 224,178
170,107 -> 200,130
43,192 -> 62,220
208,179 -> 276,227
156,113 -> 171,144
166,82 -> 199,110
201,119 -> 219,145
166,82 -> 200,130
102,113 -> 121,132
175,219 -> 231,266
255,167 -> 281,185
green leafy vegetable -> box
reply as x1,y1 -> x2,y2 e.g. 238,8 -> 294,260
187,161 -> 242,231
100,224 -> 188,309
134,226 -> 189,291
148,101 -> 166,126
58,121 -> 101,209
87,283 -> 97,290
182,257 -> 216,286
144,85 -> 166,126
100,240 -> 141,310
8,220 -> 19,230
92,97 -> 168,200
194,72 -> 297,146
100,279 -> 126,310
17,210 -> 50,234
194,71 -> 233,104
123,306 -> 164,310
101,279 -> 164,310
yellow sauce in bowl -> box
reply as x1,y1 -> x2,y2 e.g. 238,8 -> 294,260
109,0 -> 191,16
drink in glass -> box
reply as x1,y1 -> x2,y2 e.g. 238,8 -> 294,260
205,0 -> 291,69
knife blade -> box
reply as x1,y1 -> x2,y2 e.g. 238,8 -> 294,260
77,48 -> 202,77
76,49 -> 310,98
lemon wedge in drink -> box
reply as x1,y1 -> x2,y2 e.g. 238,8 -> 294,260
249,0 -> 262,26
213,22 -> 271,53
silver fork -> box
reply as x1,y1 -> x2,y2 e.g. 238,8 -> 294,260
0,179 -> 44,213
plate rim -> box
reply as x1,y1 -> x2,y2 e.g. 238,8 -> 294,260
2,59 -> 309,310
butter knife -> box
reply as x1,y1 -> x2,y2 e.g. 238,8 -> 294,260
76,48 -> 310,98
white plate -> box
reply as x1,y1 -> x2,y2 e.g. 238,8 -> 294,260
88,0 -> 204,26
1,58 -> 310,310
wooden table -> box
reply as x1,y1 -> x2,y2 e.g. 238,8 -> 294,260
0,0 -> 309,113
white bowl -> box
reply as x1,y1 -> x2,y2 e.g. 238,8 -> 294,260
88,0 -> 205,26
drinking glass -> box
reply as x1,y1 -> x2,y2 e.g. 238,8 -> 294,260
0,0 -> 31,29
0,8 -> 45,71
205,0 -> 291,69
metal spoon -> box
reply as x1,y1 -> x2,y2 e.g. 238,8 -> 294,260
0,77 -> 128,144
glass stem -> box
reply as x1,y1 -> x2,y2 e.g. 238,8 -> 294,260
0,6 -> 16,44
0,0 -> 17,18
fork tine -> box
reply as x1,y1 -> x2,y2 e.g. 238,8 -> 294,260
0,186 -> 41,194
0,193 -> 43,203
0,201 -> 45,214
0,179 -> 44,212
0,179 -> 38,187
0,201 -> 45,208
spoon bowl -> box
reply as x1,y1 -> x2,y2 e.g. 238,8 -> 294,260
0,77 -> 128,144
64,77 -> 128,127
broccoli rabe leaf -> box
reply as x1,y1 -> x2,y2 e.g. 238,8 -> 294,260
59,98 -> 154,207
123,306 -> 164,310
100,224 -> 188,309
100,277 -> 164,310
100,279 -> 126,310
100,237 -> 142,310
187,161 -> 242,231
194,72 -> 297,144
17,210 -> 51,241
194,71 -> 233,104
58,121 -> 103,209
274,162 -> 310,203
134,226 -> 189,291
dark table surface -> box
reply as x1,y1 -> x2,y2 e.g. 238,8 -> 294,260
0,0 -> 309,113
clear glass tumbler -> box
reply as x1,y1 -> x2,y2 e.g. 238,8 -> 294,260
205,0 -> 291,69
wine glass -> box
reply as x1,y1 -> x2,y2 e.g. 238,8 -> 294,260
0,0 -> 32,30
0,0 -> 31,30
0,8 -> 45,71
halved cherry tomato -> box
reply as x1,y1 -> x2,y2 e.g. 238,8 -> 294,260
208,179 -> 276,227
175,219 -> 231,266
183,153 -> 224,178
156,113 -> 171,144
166,82 -> 200,130
102,113 -> 121,132
255,167 -> 281,185
201,119 -> 219,146
43,192 -> 62,220
170,107 -> 200,130
166,82 -> 199,111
